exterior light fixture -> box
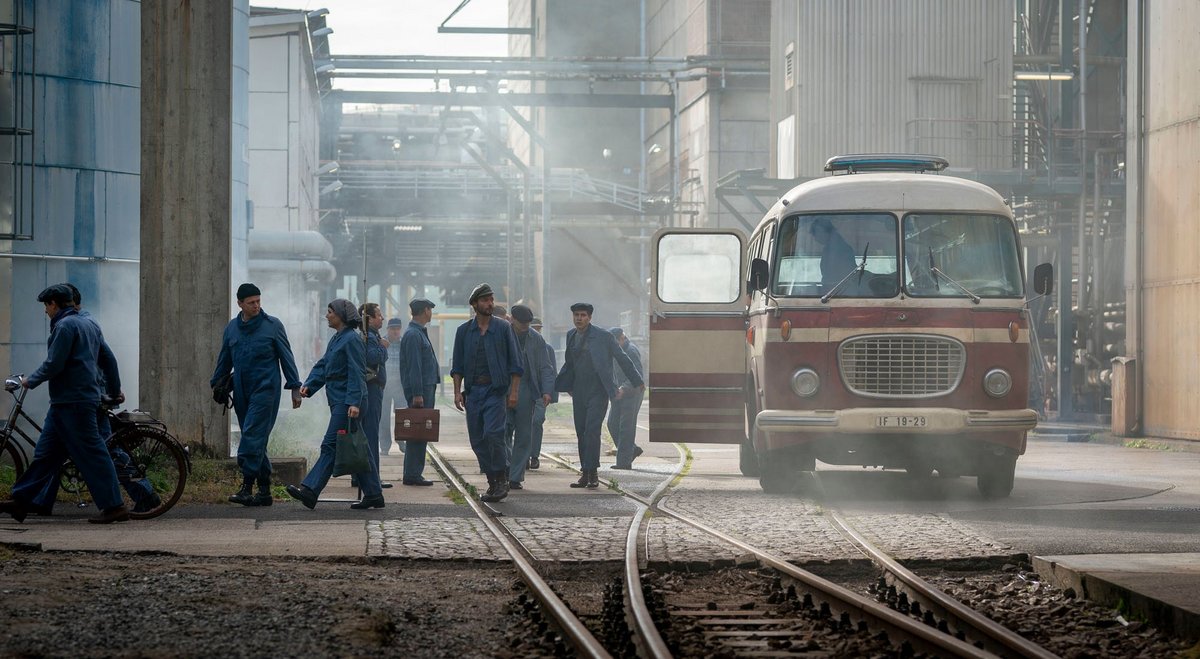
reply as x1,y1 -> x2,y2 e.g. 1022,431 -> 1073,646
311,27 -> 334,37
316,161 -> 339,176
319,180 -> 343,196
1014,71 -> 1073,81
307,8 -> 330,19
315,63 -> 336,74
647,143 -> 663,155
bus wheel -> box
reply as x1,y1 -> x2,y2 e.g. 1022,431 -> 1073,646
758,457 -> 794,494
739,440 -> 760,477
976,454 -> 1016,499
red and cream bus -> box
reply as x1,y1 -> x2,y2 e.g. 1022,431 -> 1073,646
648,155 -> 1051,498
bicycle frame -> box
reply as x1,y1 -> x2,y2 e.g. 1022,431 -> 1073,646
2,382 -> 40,466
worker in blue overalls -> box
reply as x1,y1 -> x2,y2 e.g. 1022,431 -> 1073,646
527,317 -> 555,471
1,285 -> 128,524
357,302 -> 390,493
556,302 -> 644,489
505,304 -> 555,490
607,327 -> 645,470
451,283 -> 523,503
288,299 -> 377,509
398,297 -> 440,486
211,283 -> 303,507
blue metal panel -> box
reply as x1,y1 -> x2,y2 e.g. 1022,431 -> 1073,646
35,0 -> 108,82
103,171 -> 139,260
108,1 -> 140,88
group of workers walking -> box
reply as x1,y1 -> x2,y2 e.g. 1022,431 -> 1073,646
1,278 -> 647,520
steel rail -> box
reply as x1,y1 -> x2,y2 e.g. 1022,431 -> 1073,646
540,452 -> 996,659
426,446 -> 611,659
828,512 -> 1060,659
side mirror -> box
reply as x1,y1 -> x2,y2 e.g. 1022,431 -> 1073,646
747,258 -> 769,293
1032,263 -> 1053,296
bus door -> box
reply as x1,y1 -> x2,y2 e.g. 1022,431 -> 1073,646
649,228 -> 748,444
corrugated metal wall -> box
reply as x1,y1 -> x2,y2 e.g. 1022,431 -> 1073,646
1138,2 -> 1200,439
771,0 -> 1013,177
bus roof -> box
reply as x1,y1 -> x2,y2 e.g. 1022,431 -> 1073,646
765,173 -> 1011,221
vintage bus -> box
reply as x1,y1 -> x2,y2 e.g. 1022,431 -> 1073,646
648,154 -> 1051,498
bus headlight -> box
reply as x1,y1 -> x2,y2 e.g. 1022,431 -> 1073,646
983,368 -> 1012,398
790,368 -> 820,398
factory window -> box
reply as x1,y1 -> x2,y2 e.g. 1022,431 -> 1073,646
784,42 -> 794,90
0,0 -> 34,240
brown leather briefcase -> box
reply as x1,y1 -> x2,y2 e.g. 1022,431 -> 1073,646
395,408 -> 440,442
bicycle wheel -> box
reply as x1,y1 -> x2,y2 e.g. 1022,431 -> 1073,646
110,426 -> 188,520
0,439 -> 26,496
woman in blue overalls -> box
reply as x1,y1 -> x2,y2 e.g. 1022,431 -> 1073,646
286,299 -> 383,509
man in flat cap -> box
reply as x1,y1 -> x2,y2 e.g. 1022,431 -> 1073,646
451,284 -> 523,502
528,317 -> 556,470
210,283 -> 303,507
607,327 -> 645,470
379,317 -> 407,456
556,302 -> 644,488
1,285 -> 129,523
505,304 -> 555,490
398,298 -> 439,486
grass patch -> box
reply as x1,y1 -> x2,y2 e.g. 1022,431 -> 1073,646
445,489 -> 466,505
1123,439 -> 1175,451
668,443 -> 694,488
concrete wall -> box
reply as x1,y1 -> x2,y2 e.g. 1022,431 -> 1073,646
0,0 -> 141,421
770,0 -> 1013,178
1131,2 -> 1200,439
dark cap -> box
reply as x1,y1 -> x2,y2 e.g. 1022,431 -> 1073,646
531,317 -> 543,326
469,283 -> 494,304
387,317 -> 405,328
37,284 -> 74,307
609,327 -> 624,337
570,302 -> 594,314
237,282 -> 261,301
409,298 -> 436,314
510,304 -> 534,323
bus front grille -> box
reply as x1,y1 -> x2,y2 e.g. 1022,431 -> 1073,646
838,334 -> 965,398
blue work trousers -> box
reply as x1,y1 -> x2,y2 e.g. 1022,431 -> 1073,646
30,410 -> 154,509
572,388 -> 609,470
301,404 -> 382,498
379,376 -> 406,454
234,395 -> 278,483
363,384 -> 384,488
402,385 -> 436,481
12,403 -> 122,511
506,386 -> 538,483
531,399 -> 546,458
608,389 -> 644,468
466,386 -> 508,474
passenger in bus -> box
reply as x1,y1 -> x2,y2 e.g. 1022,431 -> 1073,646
810,218 -> 857,290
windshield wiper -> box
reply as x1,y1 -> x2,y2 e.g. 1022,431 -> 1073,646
927,252 -> 981,304
820,242 -> 868,303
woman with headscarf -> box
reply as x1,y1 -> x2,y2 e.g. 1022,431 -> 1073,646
286,299 -> 383,509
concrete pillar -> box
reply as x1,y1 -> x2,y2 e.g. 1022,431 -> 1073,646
140,2 -> 232,454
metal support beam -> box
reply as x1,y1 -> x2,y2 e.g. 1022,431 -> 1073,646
714,192 -> 756,232
438,0 -> 532,35
327,90 -> 675,109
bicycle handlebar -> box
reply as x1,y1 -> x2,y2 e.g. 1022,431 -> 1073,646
4,373 -> 23,393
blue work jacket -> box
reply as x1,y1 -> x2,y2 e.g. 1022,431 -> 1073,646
613,340 -> 644,390
304,327 -> 366,409
450,316 -> 523,395
561,326 -> 644,401
210,310 -> 302,407
364,328 -> 388,389
399,321 -> 440,398
546,343 -> 559,403
515,328 -> 555,398
78,309 -> 122,398
26,307 -> 118,404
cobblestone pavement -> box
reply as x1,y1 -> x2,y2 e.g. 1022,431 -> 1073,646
503,517 -> 630,562
841,513 -> 1017,561
368,518 -> 510,560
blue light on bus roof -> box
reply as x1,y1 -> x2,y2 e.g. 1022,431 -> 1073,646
824,154 -> 950,174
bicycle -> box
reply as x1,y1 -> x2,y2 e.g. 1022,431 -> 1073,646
0,374 -> 191,520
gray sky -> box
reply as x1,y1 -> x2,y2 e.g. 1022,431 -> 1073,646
260,1 -> 509,91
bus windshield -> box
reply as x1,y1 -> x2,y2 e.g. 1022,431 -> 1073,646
772,213 -> 898,298
902,213 -> 1023,298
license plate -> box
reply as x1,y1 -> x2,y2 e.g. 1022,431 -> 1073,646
876,415 -> 927,428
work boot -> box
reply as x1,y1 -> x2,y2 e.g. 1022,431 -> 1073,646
586,469 -> 600,489
88,505 -> 130,524
482,471 -> 509,502
480,472 -> 497,499
569,470 -> 589,488
228,481 -> 255,506
528,456 -> 540,470
480,472 -> 503,502
286,484 -> 318,510
350,494 -> 385,510
251,484 -> 273,507
132,492 -> 162,514
0,500 -> 28,523
633,445 -> 644,458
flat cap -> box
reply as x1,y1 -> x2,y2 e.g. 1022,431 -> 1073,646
570,302 -> 594,314
609,327 -> 624,337
387,317 -> 405,328
37,284 -> 75,306
409,298 -> 436,314
236,282 -> 261,301
510,304 -> 534,323
469,283 -> 494,304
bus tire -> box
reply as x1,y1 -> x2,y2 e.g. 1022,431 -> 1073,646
739,440 -> 760,477
758,457 -> 794,494
976,454 -> 1016,499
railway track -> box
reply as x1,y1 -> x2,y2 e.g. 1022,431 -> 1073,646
539,449 -> 1061,659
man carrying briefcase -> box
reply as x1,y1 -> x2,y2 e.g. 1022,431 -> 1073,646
397,297 -> 440,485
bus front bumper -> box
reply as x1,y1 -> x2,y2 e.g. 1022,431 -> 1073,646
755,407 -> 1039,434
